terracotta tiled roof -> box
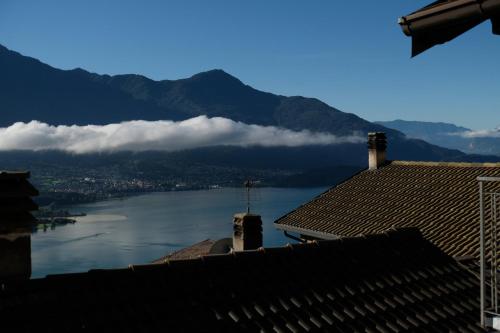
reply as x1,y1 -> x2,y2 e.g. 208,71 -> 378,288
0,229 -> 484,332
152,239 -> 215,263
275,161 -> 500,258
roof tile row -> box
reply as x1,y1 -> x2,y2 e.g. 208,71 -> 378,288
275,161 -> 500,258
0,228 -> 485,332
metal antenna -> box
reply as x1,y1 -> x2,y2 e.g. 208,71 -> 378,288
244,179 -> 252,214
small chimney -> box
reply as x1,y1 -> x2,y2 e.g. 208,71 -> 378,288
232,213 -> 262,251
0,172 -> 38,282
368,132 -> 387,170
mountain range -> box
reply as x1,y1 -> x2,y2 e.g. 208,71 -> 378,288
0,43 -> 498,169
377,120 -> 500,156
1,43 -> 389,137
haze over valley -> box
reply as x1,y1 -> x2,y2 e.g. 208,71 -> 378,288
377,120 -> 500,156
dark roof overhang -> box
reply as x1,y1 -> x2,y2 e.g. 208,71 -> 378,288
399,0 -> 500,56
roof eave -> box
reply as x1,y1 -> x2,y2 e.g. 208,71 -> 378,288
398,0 -> 500,56
274,223 -> 339,240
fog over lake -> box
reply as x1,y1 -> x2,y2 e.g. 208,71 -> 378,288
31,187 -> 326,278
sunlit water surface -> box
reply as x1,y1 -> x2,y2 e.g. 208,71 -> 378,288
31,187 -> 326,278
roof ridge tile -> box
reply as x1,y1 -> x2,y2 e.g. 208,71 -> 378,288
391,160 -> 500,168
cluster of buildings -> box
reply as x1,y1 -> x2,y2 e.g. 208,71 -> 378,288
37,174 -> 167,202
34,169 -> 227,205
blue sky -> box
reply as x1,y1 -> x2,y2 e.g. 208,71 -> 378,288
1,0 -> 498,130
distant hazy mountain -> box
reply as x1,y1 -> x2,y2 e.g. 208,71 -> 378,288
377,120 -> 500,156
0,43 -> 495,163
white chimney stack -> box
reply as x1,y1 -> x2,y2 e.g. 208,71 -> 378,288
232,213 -> 262,251
368,132 -> 387,170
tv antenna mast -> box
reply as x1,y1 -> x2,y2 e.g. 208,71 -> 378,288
244,179 -> 253,214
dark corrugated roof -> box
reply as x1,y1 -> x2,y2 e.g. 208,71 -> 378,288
275,161 -> 500,258
0,171 -> 38,233
0,171 -> 30,180
0,171 -> 38,199
0,171 -> 38,281
0,229 -> 484,332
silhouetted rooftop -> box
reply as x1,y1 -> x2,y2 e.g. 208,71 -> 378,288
0,229 -> 484,332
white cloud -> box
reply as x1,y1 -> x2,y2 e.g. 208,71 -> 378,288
451,127 -> 500,139
0,116 -> 364,153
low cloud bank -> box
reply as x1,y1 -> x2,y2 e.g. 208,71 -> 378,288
0,116 -> 364,154
451,127 -> 500,139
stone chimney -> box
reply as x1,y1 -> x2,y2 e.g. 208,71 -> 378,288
232,213 -> 262,251
0,172 -> 38,282
368,132 -> 387,170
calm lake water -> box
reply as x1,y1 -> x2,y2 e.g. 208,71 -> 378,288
31,187 -> 327,278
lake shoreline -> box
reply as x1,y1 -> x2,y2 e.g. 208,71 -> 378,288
31,187 -> 328,278
48,185 -> 330,208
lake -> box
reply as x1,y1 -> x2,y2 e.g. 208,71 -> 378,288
31,187 -> 327,278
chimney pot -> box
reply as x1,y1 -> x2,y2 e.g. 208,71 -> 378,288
232,213 -> 262,251
367,132 -> 387,170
